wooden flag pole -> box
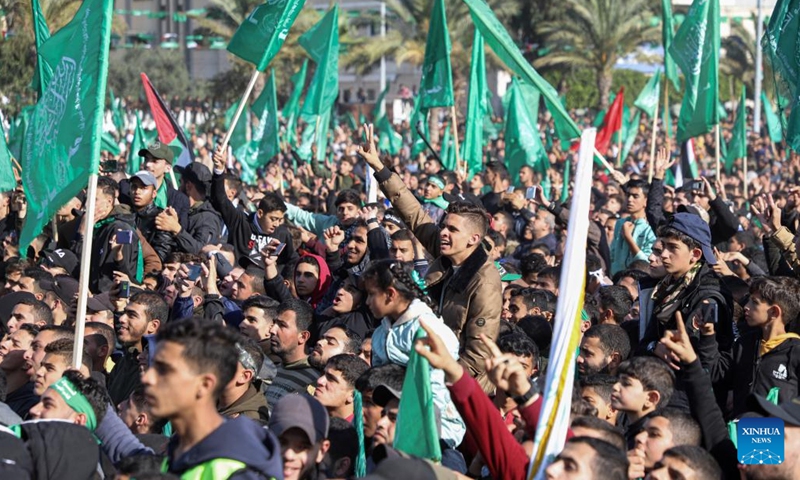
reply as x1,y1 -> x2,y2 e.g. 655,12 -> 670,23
648,101 -> 660,182
72,173 -> 99,370
715,124 -> 721,184
450,105 -> 463,175
221,68 -> 260,151
743,153 -> 748,201
616,129 -> 624,168
593,148 -> 617,173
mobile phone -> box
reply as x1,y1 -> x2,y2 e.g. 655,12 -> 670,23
699,302 -> 718,325
101,160 -> 119,172
506,187 -> 515,194
119,281 -> 130,299
691,180 -> 704,192
272,242 -> 286,257
525,186 -> 538,200
186,264 -> 202,281
116,230 -> 134,245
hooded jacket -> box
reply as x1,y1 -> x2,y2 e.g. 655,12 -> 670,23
264,251 -> 332,309
700,330 -> 800,416
163,416 -> 283,480
134,203 -> 175,263
173,200 -> 223,255
219,384 -> 270,425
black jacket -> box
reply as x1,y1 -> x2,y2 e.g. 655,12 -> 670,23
107,346 -> 143,406
134,203 -> 175,263
69,208 -> 140,294
646,178 -> 740,244
700,330 -> 800,416
120,177 -> 190,228
209,172 -> 297,267
172,200 -> 222,255
18,420 -> 102,480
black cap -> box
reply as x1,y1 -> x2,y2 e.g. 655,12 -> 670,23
665,212 -> 716,265
42,249 -> 79,278
442,191 -> 484,209
87,293 -> 114,313
239,253 -> 266,276
41,276 -> 79,304
373,383 -> 402,407
269,394 -> 329,444
177,162 -> 213,189
747,394 -> 800,427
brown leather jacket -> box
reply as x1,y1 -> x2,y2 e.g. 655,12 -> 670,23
377,168 -> 502,393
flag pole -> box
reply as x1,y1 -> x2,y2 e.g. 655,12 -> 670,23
648,101 -> 660,182
221,68 -> 260,151
450,105 -> 463,175
593,148 -> 616,173
715,124 -> 721,183
72,173 -> 99,370
743,154 -> 748,201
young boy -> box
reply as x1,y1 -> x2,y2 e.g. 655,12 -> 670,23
609,179 -> 656,276
611,356 -> 675,448
700,275 -> 800,416
579,374 -> 619,425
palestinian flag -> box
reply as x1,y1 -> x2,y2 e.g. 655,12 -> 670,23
140,73 -> 193,167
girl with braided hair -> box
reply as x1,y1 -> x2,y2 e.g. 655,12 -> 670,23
361,259 -> 466,458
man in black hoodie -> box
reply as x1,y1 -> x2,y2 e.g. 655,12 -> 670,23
156,161 -> 222,255
141,318 -> 283,478
128,171 -> 175,264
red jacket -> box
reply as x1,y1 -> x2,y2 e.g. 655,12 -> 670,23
447,372 -> 573,480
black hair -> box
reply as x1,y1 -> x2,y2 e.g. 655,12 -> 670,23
569,416 -> 626,450
223,173 -> 243,196
296,255 -> 321,275
97,176 -> 119,199
277,298 -> 314,333
520,253 -> 548,278
580,373 -> 617,400
17,298 -> 54,326
661,446 -> 721,479
623,178 -> 650,197
361,260 -> 436,311
116,455 -> 167,478
130,291 -> 169,323
487,229 -> 506,249
563,437 -> 628,480
257,191 -> 287,214
731,230 -> 756,249
335,189 -> 362,208
155,318 -> 239,400
18,323 -> 40,339
44,338 -> 92,371
326,354 -> 370,389
60,370 -> 110,425
0,370 -> 7,401
515,288 -> 557,315
143,272 -> 165,291
583,324 -> 631,360
617,356 -> 675,407
653,407 -> 701,446
446,201 -> 489,237
355,364 -> 406,393
390,229 -> 414,243
517,315 -> 552,355
242,295 -> 280,319
38,324 -> 75,341
658,226 -> 701,252
322,325 -> 363,354
485,161 -> 510,181
611,268 -> 650,285
85,322 -> 115,347
325,417 -> 358,477
21,267 -> 53,295
749,276 -> 800,326
497,332 -> 539,360
596,286 -> 633,324
537,265 -> 560,283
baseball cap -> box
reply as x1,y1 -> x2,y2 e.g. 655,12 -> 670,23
442,191 -> 484,209
132,171 -> 158,188
382,210 -> 406,229
372,383 -> 402,407
239,253 -> 266,276
269,394 -> 329,444
676,204 -> 710,224
138,141 -> 175,163
87,293 -> 114,313
496,261 -> 522,282
664,212 -> 716,265
177,162 -> 213,189
42,248 -> 79,277
746,394 -> 800,427
41,276 -> 79,305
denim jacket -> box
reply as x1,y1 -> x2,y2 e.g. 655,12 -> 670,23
371,299 -> 466,447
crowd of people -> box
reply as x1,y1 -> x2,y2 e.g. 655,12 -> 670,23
0,90 -> 798,480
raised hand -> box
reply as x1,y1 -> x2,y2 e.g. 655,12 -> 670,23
659,311 -> 698,365
323,225 -> 345,251
356,124 -> 383,171
212,145 -> 227,172
481,333 -> 533,399
653,147 -> 676,179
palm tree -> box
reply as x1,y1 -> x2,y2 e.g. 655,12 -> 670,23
721,21 -> 773,97
534,0 -> 660,109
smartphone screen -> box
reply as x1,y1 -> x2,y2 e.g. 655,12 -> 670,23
272,242 -> 286,257
525,186 -> 538,200
186,264 -> 203,281
700,303 -> 718,325
116,230 -> 134,245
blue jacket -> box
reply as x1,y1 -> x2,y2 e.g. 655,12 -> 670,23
371,299 -> 466,447
610,217 -> 655,275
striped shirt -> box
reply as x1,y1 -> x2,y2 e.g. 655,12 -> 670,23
265,357 -> 321,409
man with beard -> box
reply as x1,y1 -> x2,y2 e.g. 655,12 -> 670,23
308,326 -> 362,371
107,292 -> 166,405
577,324 -> 631,377
0,324 -> 39,416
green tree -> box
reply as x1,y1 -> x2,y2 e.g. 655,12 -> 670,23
534,0 -> 660,109
721,20 -> 771,97
107,49 -> 193,100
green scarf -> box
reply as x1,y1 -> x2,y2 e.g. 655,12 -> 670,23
51,376 -> 97,431
154,178 -> 168,210
423,196 -> 449,211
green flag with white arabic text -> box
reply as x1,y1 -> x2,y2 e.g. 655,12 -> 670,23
299,5 -> 340,117
283,59 -> 308,145
419,0 -> 454,109
30,0 -> 52,97
0,123 -> 17,192
662,0 -> 680,91
464,28 -> 492,178
21,0 -> 114,251
227,0 -> 305,71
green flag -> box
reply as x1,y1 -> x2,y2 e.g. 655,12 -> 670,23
101,132 -> 120,155
109,88 -> 125,134
377,114 -> 402,156
299,5 -> 339,117
670,0 -> 720,143
393,328 -> 442,461
20,0 -> 114,251
410,97 -> 429,158
762,91 -> 783,143
634,71 -> 661,118
419,0 -> 454,109
725,87 -> 747,173
8,106 -> 33,161
463,28 -> 492,178
560,159 -> 570,203
662,0 -> 680,91
464,0 -> 580,143
127,113 -> 146,174
762,0 -> 800,148
30,0 -> 52,97
283,59 -> 308,145
717,100 -> 728,120
227,0 -> 305,71
621,110 -> 642,163
252,70 -> 281,170
440,123 -> 457,170
225,101 -> 249,149
504,78 -> 548,185
0,123 -> 17,192
373,83 -> 391,119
